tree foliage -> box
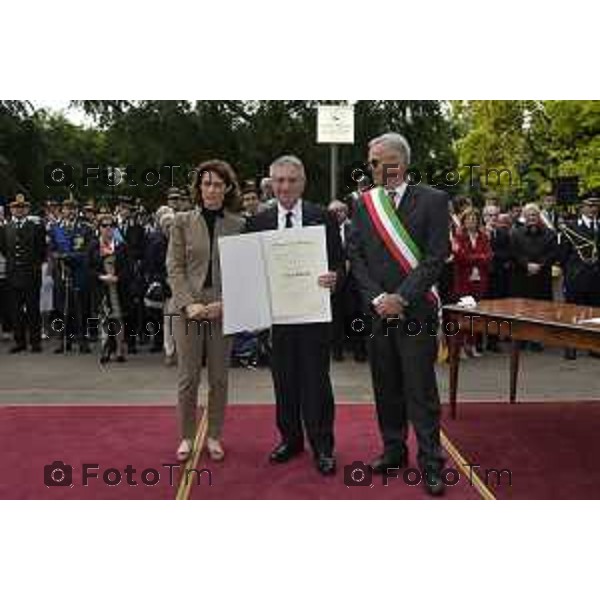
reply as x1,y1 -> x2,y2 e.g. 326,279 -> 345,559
1,100 -> 596,211
452,100 -> 600,203
1,100 -> 456,209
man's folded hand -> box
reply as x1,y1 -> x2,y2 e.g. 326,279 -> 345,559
185,303 -> 207,320
317,271 -> 337,291
204,302 -> 223,321
374,293 -> 407,318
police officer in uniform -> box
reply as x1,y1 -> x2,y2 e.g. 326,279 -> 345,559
0,194 -> 47,353
48,199 -> 94,353
560,195 -> 600,360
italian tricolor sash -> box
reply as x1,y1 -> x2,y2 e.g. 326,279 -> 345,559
362,186 -> 440,308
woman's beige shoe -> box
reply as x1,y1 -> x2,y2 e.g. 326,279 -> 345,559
206,437 -> 225,462
176,438 -> 193,463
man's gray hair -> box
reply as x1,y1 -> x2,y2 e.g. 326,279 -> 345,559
369,132 -> 411,166
523,202 -> 541,215
269,155 -> 306,178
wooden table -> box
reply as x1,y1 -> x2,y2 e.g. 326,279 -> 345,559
443,298 -> 600,418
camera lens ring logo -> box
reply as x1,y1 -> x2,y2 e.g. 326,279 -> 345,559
350,467 -> 366,484
50,167 -> 67,184
51,317 -> 65,334
351,167 -> 367,184
351,318 -> 365,333
51,467 -> 66,484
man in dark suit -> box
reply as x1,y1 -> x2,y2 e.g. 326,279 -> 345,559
559,195 -> 600,359
328,199 -> 367,362
116,199 -> 146,352
245,155 -> 343,475
347,132 -> 450,496
0,194 -> 47,353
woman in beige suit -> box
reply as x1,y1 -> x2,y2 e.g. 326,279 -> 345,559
167,160 -> 245,462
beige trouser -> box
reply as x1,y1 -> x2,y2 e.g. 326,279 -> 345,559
173,290 -> 232,440
163,298 -> 176,357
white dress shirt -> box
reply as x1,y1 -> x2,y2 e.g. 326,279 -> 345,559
387,181 -> 408,210
277,199 -> 303,230
580,215 -> 598,231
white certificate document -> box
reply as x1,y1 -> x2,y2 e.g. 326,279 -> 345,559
219,225 -> 331,335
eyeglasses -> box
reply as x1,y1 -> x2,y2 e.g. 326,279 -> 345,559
99,223 -> 113,228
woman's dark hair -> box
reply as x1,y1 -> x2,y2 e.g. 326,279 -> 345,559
191,160 -> 241,211
459,206 -> 482,228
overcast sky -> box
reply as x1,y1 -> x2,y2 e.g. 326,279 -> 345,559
31,100 -> 96,127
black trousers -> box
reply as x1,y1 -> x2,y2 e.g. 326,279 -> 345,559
565,268 -> 600,307
55,282 -> 91,346
10,281 -> 42,347
367,317 -> 444,471
332,278 -> 367,358
270,323 -> 335,455
0,279 -> 13,331
331,289 -> 346,354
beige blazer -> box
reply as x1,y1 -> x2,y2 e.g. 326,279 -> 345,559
166,208 -> 245,311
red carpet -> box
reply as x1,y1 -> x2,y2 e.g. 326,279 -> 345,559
0,404 -> 481,500
189,405 -> 480,500
442,402 -> 600,499
0,406 -> 181,499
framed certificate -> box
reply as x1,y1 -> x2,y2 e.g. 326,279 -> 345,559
218,226 -> 331,335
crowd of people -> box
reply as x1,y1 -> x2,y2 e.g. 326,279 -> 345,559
0,179 -> 598,366
331,191 -> 600,361
1,138 -> 599,496
444,193 -> 600,359
0,179 -> 275,364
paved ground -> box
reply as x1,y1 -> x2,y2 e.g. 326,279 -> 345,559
1,339 -> 599,406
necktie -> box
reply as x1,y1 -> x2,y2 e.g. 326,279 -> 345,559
388,190 -> 398,209
285,211 -> 294,229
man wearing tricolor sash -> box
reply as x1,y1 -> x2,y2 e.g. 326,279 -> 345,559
347,132 -> 450,496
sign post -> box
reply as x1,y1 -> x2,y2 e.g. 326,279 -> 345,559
317,104 -> 355,200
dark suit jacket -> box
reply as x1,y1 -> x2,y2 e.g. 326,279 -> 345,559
245,200 -> 344,275
88,239 -> 133,314
487,227 -> 512,298
0,219 -> 47,287
509,225 -> 558,300
347,184 -> 450,320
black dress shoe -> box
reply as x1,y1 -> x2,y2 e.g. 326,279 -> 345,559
79,343 -> 91,354
371,453 -> 408,474
269,442 -> 304,464
316,454 -> 337,476
30,345 -> 42,353
9,345 -> 26,354
423,468 -> 445,497
564,348 -> 577,360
